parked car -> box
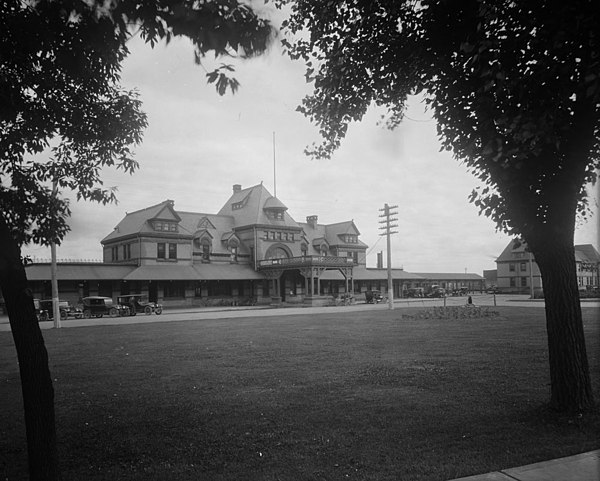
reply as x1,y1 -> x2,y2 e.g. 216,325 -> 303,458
451,287 -> 469,296
117,294 -> 163,316
486,285 -> 498,294
36,299 -> 83,321
405,287 -> 425,298
426,286 -> 446,298
365,290 -> 384,304
81,296 -> 128,318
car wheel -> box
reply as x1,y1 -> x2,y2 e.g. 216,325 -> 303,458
109,307 -> 118,318
83,310 -> 91,319
155,307 -> 162,315
60,310 -> 68,320
39,312 -> 49,322
144,306 -> 152,315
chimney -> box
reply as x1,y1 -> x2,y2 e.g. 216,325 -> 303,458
233,184 -> 242,193
306,215 -> 318,228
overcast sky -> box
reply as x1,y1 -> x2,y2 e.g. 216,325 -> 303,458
23,8 -> 599,274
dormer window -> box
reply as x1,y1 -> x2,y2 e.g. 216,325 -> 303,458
154,221 -> 178,232
343,234 -> 358,244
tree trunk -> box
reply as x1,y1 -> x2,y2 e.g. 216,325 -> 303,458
530,231 -> 594,413
0,215 -> 60,480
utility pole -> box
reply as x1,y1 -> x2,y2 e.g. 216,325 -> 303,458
379,203 -> 398,310
50,179 -> 61,328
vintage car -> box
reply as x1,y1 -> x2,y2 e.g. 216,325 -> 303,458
116,294 -> 163,316
36,299 -> 83,321
365,290 -> 384,304
81,296 -> 129,318
426,286 -> 446,298
405,287 -> 425,298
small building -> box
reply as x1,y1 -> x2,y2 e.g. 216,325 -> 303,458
495,239 -> 599,294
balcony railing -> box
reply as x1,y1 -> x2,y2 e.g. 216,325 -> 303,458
258,255 -> 355,269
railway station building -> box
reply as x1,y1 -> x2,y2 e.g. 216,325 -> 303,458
22,183 -> 485,308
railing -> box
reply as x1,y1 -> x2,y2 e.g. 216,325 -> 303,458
258,255 -> 355,269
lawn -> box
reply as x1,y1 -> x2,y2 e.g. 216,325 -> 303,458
1,306 -> 599,481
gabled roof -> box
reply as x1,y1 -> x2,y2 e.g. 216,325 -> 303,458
216,184 -> 300,228
575,244 -> 600,263
497,239 -> 600,264
102,200 -> 181,243
150,201 -> 181,222
496,239 -> 529,263
299,219 -> 367,252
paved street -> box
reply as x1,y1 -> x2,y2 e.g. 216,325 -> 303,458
1,294 -> 598,332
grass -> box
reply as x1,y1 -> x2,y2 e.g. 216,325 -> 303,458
1,306 -> 599,481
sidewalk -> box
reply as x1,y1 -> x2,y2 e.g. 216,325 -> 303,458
449,450 -> 599,481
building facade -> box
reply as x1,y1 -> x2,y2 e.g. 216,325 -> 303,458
495,239 -> 600,294
22,183 -> 484,308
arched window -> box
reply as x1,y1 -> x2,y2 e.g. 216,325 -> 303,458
194,236 -> 212,261
228,238 -> 240,263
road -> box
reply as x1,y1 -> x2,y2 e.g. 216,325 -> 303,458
1,294 -> 598,332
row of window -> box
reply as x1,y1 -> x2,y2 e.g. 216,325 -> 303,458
154,221 -> 178,232
157,243 -> 177,260
509,262 -> 528,272
111,243 -> 132,261
342,234 -> 358,244
509,277 -> 529,287
264,231 -> 295,242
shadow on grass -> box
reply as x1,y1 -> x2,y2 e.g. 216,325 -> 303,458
0,306 -> 598,480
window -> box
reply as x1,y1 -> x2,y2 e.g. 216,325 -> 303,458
521,277 -> 527,287
163,281 -> 185,298
269,232 -> 276,240
157,243 -> 166,259
155,221 -> 177,232
230,246 -> 238,263
520,262 -> 527,272
168,243 -> 177,259
289,233 -> 294,242
202,242 -> 210,261
112,246 -> 118,261
510,277 -> 516,287
207,281 -> 232,297
301,244 -> 308,257
277,232 -> 282,240
509,263 -> 516,272
122,243 -> 131,260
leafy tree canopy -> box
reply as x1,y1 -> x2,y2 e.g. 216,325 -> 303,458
281,0 -> 600,240
0,0 -> 273,247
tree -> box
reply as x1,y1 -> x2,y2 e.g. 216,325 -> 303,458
0,1 -> 273,479
281,0 -> 599,413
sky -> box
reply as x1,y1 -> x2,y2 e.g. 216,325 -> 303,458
23,7 -> 599,275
